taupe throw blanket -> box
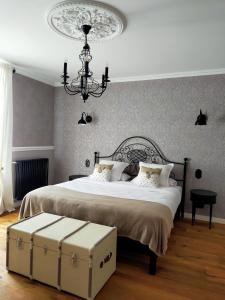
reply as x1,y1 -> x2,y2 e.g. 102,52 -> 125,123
19,186 -> 173,256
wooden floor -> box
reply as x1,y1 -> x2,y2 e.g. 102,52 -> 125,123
1,211 -> 225,300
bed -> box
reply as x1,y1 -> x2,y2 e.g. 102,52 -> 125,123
19,136 -> 188,275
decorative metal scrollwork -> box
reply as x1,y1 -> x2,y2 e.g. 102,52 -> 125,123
127,149 -> 147,164
111,142 -> 165,165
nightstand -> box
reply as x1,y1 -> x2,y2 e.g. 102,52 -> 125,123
190,189 -> 217,229
69,175 -> 87,181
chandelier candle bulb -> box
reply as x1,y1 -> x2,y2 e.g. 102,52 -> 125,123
105,66 -> 108,79
64,62 -> 67,74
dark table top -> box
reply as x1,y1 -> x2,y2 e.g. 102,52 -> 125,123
191,189 -> 217,197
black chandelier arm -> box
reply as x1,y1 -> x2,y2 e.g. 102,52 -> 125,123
93,80 -> 108,91
89,92 -> 105,98
64,85 -> 81,96
89,89 -> 107,97
64,78 -> 109,97
87,82 -> 109,97
64,84 -> 103,98
89,85 -> 106,94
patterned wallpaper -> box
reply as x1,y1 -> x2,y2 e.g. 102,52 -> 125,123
13,73 -> 54,147
54,75 -> 225,218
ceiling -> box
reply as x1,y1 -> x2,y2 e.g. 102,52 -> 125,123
0,0 -> 225,86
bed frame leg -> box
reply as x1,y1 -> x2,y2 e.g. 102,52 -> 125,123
149,252 -> 158,275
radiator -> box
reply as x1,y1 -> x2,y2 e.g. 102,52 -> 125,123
14,158 -> 49,201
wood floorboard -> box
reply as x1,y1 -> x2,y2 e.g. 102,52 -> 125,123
0,211 -> 225,300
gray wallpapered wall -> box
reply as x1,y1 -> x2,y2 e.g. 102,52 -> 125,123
54,75 -> 225,218
13,74 -> 55,184
13,73 -> 54,147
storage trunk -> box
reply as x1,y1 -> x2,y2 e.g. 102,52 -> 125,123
6,213 -> 63,277
32,217 -> 89,288
6,213 -> 117,300
61,222 -> 117,300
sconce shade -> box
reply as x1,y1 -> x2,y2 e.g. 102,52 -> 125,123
78,113 -> 87,125
195,110 -> 207,125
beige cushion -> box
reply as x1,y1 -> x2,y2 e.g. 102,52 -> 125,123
139,162 -> 174,187
90,164 -> 114,182
95,164 -> 113,173
132,166 -> 161,188
99,160 -> 129,181
140,166 -> 161,178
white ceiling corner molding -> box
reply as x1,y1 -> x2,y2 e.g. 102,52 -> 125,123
12,146 -> 55,152
110,69 -> 225,83
0,57 -> 12,66
47,0 -> 125,42
54,68 -> 225,86
0,59 -> 54,86
15,67 -> 55,86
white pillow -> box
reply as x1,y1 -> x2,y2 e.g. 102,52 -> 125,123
139,162 -> 174,187
169,178 -> 177,187
89,164 -> 113,182
132,166 -> 161,188
120,173 -> 131,181
100,160 -> 129,181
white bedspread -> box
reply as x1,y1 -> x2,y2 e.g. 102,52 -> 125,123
57,177 -> 182,218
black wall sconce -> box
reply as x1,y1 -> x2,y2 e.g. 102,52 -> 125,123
78,112 -> 92,125
195,109 -> 208,125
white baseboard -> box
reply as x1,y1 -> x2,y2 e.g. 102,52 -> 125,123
184,213 -> 225,224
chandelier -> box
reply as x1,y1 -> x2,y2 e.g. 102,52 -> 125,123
61,24 -> 110,102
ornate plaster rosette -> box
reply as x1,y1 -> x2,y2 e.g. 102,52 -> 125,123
47,0 -> 125,41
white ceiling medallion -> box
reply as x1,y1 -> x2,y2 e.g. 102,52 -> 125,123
47,0 -> 125,41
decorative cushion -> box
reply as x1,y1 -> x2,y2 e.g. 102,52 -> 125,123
132,166 -> 161,188
139,162 -> 174,187
99,160 -> 129,181
89,164 -> 113,182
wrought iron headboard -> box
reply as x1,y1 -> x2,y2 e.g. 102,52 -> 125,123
94,136 -> 188,218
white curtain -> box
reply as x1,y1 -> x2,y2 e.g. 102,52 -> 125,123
0,63 -> 14,215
